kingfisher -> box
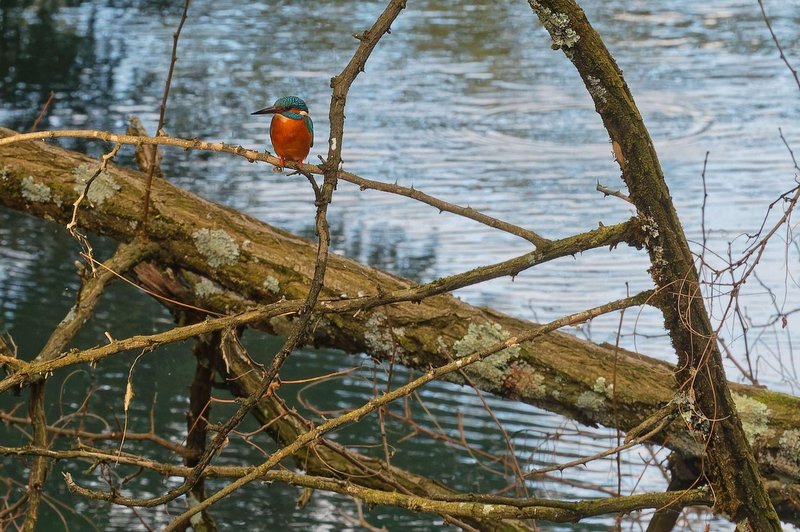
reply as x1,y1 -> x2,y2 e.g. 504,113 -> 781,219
251,96 -> 314,170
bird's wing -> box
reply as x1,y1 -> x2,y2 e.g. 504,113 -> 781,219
303,115 -> 314,147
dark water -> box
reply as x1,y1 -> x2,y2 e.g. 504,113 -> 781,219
1,0 -> 799,530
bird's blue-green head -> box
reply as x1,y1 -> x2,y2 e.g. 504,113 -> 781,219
274,96 -> 308,113
251,96 -> 309,117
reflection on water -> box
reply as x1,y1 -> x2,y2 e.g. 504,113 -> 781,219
1,0 -> 799,529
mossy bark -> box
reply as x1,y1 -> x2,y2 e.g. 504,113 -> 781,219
1,129 -> 798,525
204,323 -> 533,532
526,0 -> 781,527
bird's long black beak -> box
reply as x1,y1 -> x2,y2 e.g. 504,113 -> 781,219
251,106 -> 280,115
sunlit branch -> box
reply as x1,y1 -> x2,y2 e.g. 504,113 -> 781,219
0,128 -> 547,246
1,445 -> 711,521
0,220 -> 639,394
158,291 -> 653,529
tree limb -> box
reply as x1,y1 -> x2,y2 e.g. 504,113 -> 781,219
2,129 -> 799,523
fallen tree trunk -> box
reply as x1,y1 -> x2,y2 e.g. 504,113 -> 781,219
1,129 -> 799,521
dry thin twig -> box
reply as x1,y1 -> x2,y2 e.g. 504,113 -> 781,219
20,240 -> 156,531
140,0 -> 191,236
29,91 -> 54,132
3,444 -> 712,521
757,0 -> 800,91
153,291 -> 655,528
0,129 -> 548,245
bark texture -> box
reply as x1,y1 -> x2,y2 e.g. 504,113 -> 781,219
1,129 -> 799,524
526,0 -> 781,527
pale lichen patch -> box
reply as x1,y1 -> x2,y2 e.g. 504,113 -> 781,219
192,228 -> 240,268
520,369 -> 546,398
194,278 -> 222,298
779,429 -> 800,457
21,176 -> 52,203
529,1 -> 580,49
72,163 -> 121,205
592,376 -> 614,398
505,364 -> 547,399
575,376 -> 613,414
640,214 -> 660,246
452,322 -> 520,391
736,520 -> 753,532
364,312 -> 405,357
576,390 -> 606,412
58,305 -> 78,327
770,429 -> 800,475
639,214 -> 669,279
732,392 -> 770,444
454,323 -> 519,359
263,275 -> 280,294
587,75 -> 608,104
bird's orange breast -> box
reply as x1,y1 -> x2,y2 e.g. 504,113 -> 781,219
270,114 -> 313,163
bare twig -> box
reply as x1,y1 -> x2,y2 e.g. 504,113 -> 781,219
153,291 -> 655,528
21,240 -> 156,531
65,143 -> 122,268
597,181 -> 632,204
4,444 -> 713,522
344,170 -> 548,246
757,0 -> 800,91
526,403 -> 677,478
0,411 -> 189,457
700,151 -> 710,259
29,91 -> 54,132
0,129 -> 549,245
140,0 -> 191,236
